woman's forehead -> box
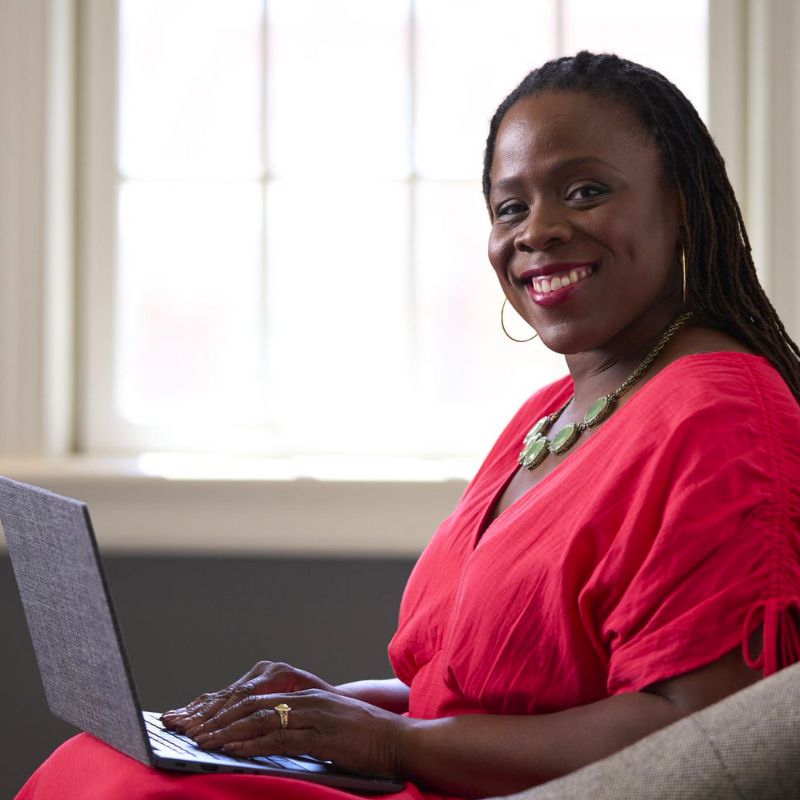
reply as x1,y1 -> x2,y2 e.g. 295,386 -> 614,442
491,91 -> 656,179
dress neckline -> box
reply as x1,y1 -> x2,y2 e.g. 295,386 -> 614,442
472,351 -> 773,549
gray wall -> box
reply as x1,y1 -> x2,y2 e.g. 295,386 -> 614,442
0,554 -> 414,799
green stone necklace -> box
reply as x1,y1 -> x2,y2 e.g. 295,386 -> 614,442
519,312 -> 693,470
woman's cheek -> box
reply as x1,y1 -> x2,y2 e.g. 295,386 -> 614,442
488,230 -> 513,280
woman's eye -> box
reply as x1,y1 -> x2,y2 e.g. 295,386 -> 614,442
496,201 -> 527,218
567,185 -> 607,202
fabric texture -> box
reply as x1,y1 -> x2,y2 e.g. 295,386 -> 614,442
509,659 -> 800,800
15,352 -> 800,799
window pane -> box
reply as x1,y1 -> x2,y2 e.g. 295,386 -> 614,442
414,0 -> 557,180
414,183 -> 565,455
119,0 -> 263,178
267,0 -> 410,179
264,180 -> 413,452
103,1 -> 711,458
117,182 -> 264,424
562,0 -> 708,119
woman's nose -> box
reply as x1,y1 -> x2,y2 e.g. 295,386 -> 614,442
514,201 -> 572,251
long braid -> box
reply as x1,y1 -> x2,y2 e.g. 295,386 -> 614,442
482,51 -> 800,403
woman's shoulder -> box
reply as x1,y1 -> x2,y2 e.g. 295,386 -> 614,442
629,348 -> 800,481
648,350 -> 797,415
599,322 -> 797,427
639,323 -> 795,414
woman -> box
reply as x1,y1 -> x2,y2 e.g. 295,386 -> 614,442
17,52 -> 800,800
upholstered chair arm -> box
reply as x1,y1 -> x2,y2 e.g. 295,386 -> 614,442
496,661 -> 800,800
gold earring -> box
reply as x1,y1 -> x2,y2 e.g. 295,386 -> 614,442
501,298 -> 538,342
681,248 -> 688,306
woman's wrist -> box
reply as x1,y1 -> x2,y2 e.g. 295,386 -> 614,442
392,714 -> 426,780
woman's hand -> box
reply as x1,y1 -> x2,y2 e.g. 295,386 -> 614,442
161,661 -> 340,735
186,688 -> 410,779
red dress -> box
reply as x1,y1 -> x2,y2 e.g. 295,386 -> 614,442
17,353 -> 800,799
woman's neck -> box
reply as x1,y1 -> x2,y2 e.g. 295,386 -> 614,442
564,299 -> 684,412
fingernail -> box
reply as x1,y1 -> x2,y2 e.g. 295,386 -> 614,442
223,742 -> 242,753
195,733 -> 211,744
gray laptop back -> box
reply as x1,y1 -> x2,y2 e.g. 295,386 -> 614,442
0,477 -> 151,765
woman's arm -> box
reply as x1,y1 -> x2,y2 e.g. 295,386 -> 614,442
399,691 -> 681,796
336,678 -> 409,713
398,645 -> 761,797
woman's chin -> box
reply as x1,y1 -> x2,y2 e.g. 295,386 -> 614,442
535,325 -> 599,356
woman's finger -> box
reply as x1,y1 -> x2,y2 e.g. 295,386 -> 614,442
175,682 -> 262,733
164,676 -> 258,730
167,701 -> 226,732
164,693 -> 222,722
163,691 -> 215,718
222,728 -> 316,759
193,689 -> 325,737
164,695 -> 226,730
164,661 -> 315,730
188,692 -> 287,738
196,703 -> 292,749
179,662 -> 268,714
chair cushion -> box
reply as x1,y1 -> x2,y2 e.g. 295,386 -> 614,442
502,660 -> 800,800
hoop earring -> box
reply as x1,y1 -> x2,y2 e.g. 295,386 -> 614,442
501,298 -> 538,342
681,248 -> 688,306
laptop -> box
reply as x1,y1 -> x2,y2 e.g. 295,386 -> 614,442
0,476 -> 404,793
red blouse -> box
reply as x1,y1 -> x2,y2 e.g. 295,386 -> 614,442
16,353 -> 800,800
390,352 -> 800,720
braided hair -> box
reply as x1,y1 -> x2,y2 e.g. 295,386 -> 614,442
482,51 -> 800,402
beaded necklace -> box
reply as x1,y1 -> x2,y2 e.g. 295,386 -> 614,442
519,312 -> 693,470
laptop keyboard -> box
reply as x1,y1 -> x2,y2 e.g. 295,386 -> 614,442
145,713 -> 213,758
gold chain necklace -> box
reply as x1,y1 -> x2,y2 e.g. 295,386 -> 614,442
519,312 -> 693,470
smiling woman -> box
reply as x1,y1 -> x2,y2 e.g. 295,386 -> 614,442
488,92 -> 683,356
14,51 -> 800,800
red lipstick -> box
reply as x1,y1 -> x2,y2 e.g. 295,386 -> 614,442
523,263 -> 596,307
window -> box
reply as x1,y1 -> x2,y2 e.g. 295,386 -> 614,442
80,0 -> 708,460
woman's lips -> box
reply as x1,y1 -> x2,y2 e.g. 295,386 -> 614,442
525,264 -> 596,307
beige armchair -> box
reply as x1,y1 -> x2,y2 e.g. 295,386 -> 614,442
502,661 -> 800,799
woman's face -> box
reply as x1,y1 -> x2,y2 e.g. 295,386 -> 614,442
487,90 -> 682,355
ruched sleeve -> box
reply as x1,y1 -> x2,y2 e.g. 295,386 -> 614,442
742,598 -> 800,674
600,354 -> 800,694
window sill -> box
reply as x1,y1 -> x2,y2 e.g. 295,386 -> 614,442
0,456 -> 470,556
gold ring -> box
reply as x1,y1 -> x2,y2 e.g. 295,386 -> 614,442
274,703 -> 291,729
